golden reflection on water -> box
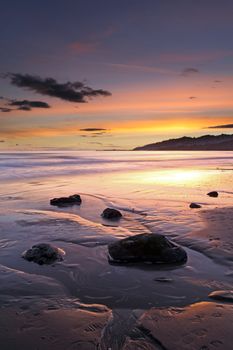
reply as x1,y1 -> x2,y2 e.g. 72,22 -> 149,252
130,169 -> 208,186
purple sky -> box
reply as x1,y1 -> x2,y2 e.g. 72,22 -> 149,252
1,0 -> 233,149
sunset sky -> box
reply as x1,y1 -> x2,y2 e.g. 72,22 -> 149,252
1,0 -> 233,150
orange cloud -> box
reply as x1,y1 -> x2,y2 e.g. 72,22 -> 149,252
2,74 -> 233,148
1,115 -> 232,139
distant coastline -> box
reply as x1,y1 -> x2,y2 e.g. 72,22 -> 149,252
134,134 -> 233,151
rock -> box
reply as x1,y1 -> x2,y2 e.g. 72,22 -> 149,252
50,194 -> 82,206
208,290 -> 233,302
207,191 -> 218,197
189,202 -> 202,208
108,233 -> 187,264
22,243 -> 65,265
101,207 -> 122,220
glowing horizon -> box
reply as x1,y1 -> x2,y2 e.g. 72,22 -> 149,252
0,1 -> 233,150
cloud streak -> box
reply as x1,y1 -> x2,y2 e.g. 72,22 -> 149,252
78,127 -> 110,138
181,68 -> 199,77
0,98 -> 51,112
9,100 -> 50,109
208,124 -> 233,129
79,128 -> 108,132
69,25 -> 117,54
5,73 -> 111,103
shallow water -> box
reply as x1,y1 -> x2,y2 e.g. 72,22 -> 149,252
0,151 -> 233,346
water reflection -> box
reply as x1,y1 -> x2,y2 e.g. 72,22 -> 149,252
132,169 -> 208,186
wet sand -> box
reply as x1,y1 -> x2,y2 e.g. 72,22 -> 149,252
0,203 -> 233,349
0,151 -> 232,349
175,207 -> 233,266
124,302 -> 233,350
0,301 -> 112,350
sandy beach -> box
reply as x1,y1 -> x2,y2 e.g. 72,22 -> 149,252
175,207 -> 233,266
0,151 -> 232,349
0,203 -> 232,349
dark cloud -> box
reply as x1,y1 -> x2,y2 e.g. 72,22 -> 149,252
181,68 -> 199,76
208,124 -> 233,129
6,73 -> 111,103
9,99 -> 50,109
0,98 -> 50,112
17,106 -> 32,111
0,107 -> 12,112
78,127 -> 111,138
214,80 -> 222,83
79,128 -> 108,132
0,140 -> 5,142
189,96 -> 197,99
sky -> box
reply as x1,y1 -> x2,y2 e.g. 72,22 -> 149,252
0,0 -> 233,150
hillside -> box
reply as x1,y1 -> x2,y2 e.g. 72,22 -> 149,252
134,134 -> 233,151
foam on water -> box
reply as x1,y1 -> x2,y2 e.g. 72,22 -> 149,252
0,150 -> 233,182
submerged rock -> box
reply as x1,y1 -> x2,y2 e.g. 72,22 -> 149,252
50,194 -> 82,206
108,233 -> 187,264
209,290 -> 233,302
190,202 -> 202,209
22,243 -> 65,265
207,191 -> 219,197
102,207 -> 122,220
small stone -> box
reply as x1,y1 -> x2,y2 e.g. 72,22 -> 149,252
108,233 -> 187,265
50,194 -> 82,206
190,203 -> 202,209
207,191 -> 218,197
101,208 -> 122,220
22,243 -> 65,265
208,290 -> 233,302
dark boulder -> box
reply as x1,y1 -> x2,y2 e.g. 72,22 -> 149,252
207,191 -> 218,197
108,233 -> 187,264
50,194 -> 82,206
22,243 -> 65,265
189,203 -> 202,209
102,208 -> 122,220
